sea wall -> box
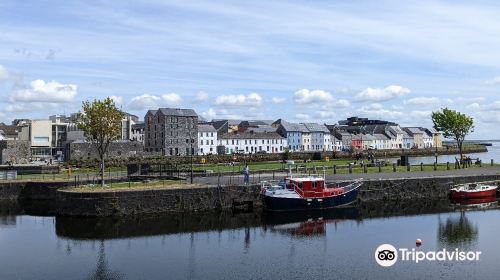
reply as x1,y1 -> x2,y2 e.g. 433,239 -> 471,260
2,172 -> 500,217
56,185 -> 261,217
358,174 -> 500,202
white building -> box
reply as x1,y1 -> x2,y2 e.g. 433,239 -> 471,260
332,135 -> 343,151
275,121 -> 308,152
218,132 -> 287,154
131,123 -> 145,143
303,123 -> 332,151
198,124 -> 217,155
422,130 -> 433,148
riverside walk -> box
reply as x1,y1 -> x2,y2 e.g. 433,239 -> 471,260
192,165 -> 500,186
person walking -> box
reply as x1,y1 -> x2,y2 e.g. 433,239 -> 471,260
243,164 -> 250,185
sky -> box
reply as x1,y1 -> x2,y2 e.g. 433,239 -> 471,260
1,0 -> 500,139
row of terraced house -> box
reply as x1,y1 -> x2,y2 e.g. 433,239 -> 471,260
143,109 -> 443,156
0,108 -> 443,163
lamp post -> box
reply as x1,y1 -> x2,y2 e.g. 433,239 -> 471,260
187,119 -> 195,184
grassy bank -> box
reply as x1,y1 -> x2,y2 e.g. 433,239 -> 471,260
68,179 -> 190,192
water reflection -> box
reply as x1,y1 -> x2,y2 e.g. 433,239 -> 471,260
87,240 -> 123,280
438,212 -> 479,248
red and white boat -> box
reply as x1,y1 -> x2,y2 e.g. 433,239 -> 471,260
449,182 -> 498,200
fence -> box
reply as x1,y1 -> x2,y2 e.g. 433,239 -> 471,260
0,170 -> 17,180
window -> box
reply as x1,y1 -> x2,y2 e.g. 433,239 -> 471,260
33,136 -> 49,143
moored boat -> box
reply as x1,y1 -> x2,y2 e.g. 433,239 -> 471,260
449,182 -> 498,200
260,175 -> 362,212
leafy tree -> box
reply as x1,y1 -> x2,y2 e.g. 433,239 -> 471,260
77,98 -> 124,186
431,108 -> 474,168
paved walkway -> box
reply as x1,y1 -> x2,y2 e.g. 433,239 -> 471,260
193,166 -> 500,186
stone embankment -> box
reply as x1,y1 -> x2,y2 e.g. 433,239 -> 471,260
1,171 -> 499,217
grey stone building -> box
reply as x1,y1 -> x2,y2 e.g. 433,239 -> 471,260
144,108 -> 198,156
0,140 -> 31,164
65,140 -> 144,161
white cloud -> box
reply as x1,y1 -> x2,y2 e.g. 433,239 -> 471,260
488,101 -> 500,111
109,95 -> 123,105
294,89 -> 334,104
161,93 -> 181,104
354,85 -> 410,102
485,76 -> 500,85
405,97 -> 440,106
271,97 -> 286,104
128,92 -> 182,110
195,91 -> 209,102
295,113 -> 310,120
214,93 -> 262,107
0,65 -> 8,82
128,94 -> 160,110
335,99 -> 351,108
454,97 -> 486,104
5,102 -> 59,113
466,103 -> 481,110
357,105 -> 403,119
201,107 -> 217,119
10,79 -> 77,103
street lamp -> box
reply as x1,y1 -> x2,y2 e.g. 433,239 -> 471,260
187,119 -> 195,184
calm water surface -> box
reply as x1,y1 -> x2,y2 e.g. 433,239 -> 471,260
385,141 -> 500,165
1,200 -> 500,280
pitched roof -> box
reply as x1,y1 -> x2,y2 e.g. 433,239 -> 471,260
197,124 -> 217,132
219,132 -> 285,140
404,127 -> 424,135
158,108 -> 198,117
280,121 -> 309,133
302,123 -> 330,133
247,125 -> 276,133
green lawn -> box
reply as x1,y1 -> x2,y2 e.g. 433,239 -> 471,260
193,159 -> 357,173
68,179 -> 187,191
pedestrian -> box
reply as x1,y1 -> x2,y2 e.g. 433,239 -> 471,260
243,164 -> 250,185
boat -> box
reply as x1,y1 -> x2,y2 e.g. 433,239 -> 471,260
260,175 -> 363,212
449,182 -> 498,200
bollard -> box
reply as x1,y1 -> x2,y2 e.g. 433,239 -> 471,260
447,162 -> 450,170
363,164 -> 367,173
393,163 -> 397,172
349,163 -> 353,174
314,166 -> 317,174
434,162 -> 437,171
491,159 -> 494,166
378,165 -> 382,173
333,165 -> 337,174
407,163 -> 411,172
420,163 -> 423,172
480,160 -> 482,167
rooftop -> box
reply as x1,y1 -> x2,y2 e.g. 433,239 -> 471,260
197,124 -> 217,132
219,132 -> 285,140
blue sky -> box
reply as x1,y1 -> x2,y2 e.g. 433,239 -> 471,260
1,0 -> 500,139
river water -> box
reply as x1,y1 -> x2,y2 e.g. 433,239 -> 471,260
1,200 -> 500,280
386,141 -> 500,165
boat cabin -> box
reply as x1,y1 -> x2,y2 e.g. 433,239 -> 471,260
288,177 -> 344,198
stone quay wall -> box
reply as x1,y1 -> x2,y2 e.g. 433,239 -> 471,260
358,174 -> 500,202
2,173 -> 500,217
56,185 -> 261,217
66,141 -> 144,162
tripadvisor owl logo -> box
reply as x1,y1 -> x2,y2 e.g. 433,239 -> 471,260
375,243 -> 482,267
375,244 -> 398,267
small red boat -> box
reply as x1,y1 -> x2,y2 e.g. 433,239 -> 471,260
450,183 -> 498,200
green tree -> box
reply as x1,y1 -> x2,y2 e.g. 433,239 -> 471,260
431,108 -> 474,168
77,97 -> 124,186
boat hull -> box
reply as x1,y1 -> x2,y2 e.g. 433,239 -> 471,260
263,188 -> 359,212
450,189 -> 497,199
